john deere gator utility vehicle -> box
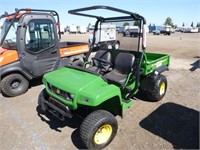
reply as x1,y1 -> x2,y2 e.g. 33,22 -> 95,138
38,5 -> 170,149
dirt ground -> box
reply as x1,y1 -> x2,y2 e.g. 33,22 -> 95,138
0,32 -> 199,150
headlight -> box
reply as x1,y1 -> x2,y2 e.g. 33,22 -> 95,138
69,93 -> 75,99
83,98 -> 89,102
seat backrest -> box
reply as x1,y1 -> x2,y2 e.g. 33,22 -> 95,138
93,50 -> 112,67
114,53 -> 135,75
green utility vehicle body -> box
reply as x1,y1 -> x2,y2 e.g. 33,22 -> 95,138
42,51 -> 170,115
39,5 -> 170,149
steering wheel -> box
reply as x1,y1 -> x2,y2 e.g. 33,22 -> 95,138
92,57 -> 113,72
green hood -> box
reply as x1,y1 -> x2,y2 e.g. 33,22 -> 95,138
43,66 -> 122,109
43,67 -> 107,95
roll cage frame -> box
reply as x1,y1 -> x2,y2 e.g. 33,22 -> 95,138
68,5 -> 147,99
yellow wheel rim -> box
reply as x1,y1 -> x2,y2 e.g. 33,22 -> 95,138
160,82 -> 166,95
94,124 -> 112,145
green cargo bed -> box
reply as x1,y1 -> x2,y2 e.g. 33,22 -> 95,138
141,52 -> 170,75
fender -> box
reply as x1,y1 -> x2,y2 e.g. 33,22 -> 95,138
154,66 -> 169,75
140,66 -> 168,92
76,84 -> 123,116
147,66 -> 169,80
77,84 -> 123,107
0,61 -> 33,80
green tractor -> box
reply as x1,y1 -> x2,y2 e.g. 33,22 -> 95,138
38,6 -> 170,149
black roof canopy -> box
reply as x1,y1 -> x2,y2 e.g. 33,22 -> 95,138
68,5 -> 146,24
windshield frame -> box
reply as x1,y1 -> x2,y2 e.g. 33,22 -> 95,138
1,18 -> 19,49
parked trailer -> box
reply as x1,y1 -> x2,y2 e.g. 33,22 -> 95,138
181,27 -> 199,33
150,25 -> 161,35
123,26 -> 140,37
160,25 -> 173,35
58,24 -> 65,34
77,25 -> 87,34
89,24 -> 120,49
190,27 -> 199,33
69,25 -> 77,34
117,26 -> 125,33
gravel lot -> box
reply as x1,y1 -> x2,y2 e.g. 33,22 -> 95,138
1,32 -> 199,150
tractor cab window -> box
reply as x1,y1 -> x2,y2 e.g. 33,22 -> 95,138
1,19 -> 18,49
25,19 -> 56,53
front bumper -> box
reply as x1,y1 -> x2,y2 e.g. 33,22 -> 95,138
39,94 -> 73,120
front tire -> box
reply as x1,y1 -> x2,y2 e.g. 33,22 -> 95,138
38,89 -> 49,114
0,74 -> 29,97
80,110 -> 118,149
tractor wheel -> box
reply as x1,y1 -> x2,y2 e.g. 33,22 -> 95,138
146,75 -> 167,102
0,74 -> 29,97
38,89 -> 49,114
80,110 -> 118,149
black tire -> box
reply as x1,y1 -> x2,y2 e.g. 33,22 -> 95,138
72,59 -> 84,67
38,89 -> 49,114
107,43 -> 112,49
113,42 -> 120,49
0,74 -> 29,97
134,34 -> 138,37
80,110 -> 118,149
146,75 -> 167,102
123,32 -> 126,36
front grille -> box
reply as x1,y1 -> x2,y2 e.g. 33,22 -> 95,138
49,97 -> 69,113
47,83 -> 73,101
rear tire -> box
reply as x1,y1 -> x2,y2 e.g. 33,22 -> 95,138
146,75 -> 167,102
0,74 -> 29,97
80,110 -> 118,149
